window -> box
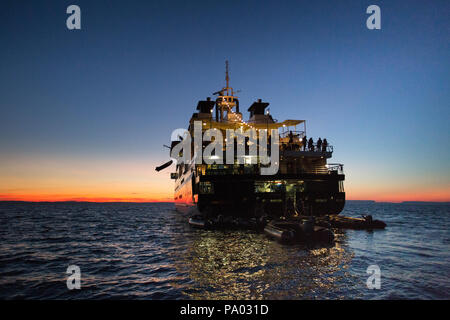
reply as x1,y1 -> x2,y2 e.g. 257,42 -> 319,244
199,182 -> 214,194
254,181 -> 285,193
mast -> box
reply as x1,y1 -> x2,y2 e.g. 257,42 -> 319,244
225,60 -> 230,95
213,60 -> 240,123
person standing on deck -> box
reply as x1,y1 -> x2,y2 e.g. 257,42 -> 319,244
302,135 -> 307,151
322,138 -> 328,152
308,137 -> 314,151
317,138 -> 322,152
288,131 -> 294,144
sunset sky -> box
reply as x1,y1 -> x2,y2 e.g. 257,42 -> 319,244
1,0 -> 449,203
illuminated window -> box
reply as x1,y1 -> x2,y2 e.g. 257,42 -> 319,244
199,182 -> 214,194
254,181 -> 285,193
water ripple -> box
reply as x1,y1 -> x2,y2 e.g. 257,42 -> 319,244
0,201 -> 449,299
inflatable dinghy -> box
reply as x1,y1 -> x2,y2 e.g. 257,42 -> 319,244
315,215 -> 386,230
264,220 -> 334,244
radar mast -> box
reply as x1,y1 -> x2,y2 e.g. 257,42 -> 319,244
214,60 -> 241,122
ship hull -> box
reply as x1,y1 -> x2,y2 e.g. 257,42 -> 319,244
174,171 -> 345,218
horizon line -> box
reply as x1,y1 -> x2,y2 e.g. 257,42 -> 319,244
0,200 -> 449,204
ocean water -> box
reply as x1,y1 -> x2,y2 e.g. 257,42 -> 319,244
0,201 -> 448,300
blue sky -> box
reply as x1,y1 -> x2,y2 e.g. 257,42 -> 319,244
0,0 -> 449,201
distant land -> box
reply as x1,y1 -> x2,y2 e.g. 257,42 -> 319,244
347,200 -> 450,205
400,201 -> 450,205
0,200 -> 449,205
0,201 -> 173,204
346,200 -> 376,203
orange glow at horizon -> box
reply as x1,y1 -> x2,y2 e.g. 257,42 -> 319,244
0,193 -> 173,203
345,185 -> 450,203
1,184 -> 449,204
1,153 -> 449,203
1,191 -> 449,203
0,154 -> 175,203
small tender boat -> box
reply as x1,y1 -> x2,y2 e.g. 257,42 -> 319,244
187,215 -> 267,230
263,221 -> 297,243
264,220 -> 334,244
315,214 -> 386,230
188,215 -> 208,228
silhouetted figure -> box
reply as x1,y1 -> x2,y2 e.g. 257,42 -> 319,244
286,197 -> 295,218
288,130 -> 294,143
322,138 -> 328,152
308,137 -> 314,151
302,136 -> 307,151
317,138 -> 322,152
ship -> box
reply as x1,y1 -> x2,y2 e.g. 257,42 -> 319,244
157,62 -> 345,220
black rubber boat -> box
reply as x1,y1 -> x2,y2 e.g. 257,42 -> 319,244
314,215 -> 386,230
188,215 -> 208,228
188,215 -> 268,230
264,219 -> 334,244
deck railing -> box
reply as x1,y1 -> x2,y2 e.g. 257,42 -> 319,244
279,130 -> 306,140
326,163 -> 344,174
278,164 -> 343,175
281,143 -> 333,153
197,162 -> 344,176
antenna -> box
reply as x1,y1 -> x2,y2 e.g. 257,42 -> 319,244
225,60 -> 230,90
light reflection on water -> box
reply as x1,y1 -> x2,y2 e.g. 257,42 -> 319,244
0,202 -> 449,299
172,228 -> 357,299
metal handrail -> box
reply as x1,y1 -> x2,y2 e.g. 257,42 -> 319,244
281,143 -> 333,153
279,130 -> 306,138
326,163 -> 344,174
198,163 -> 344,176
